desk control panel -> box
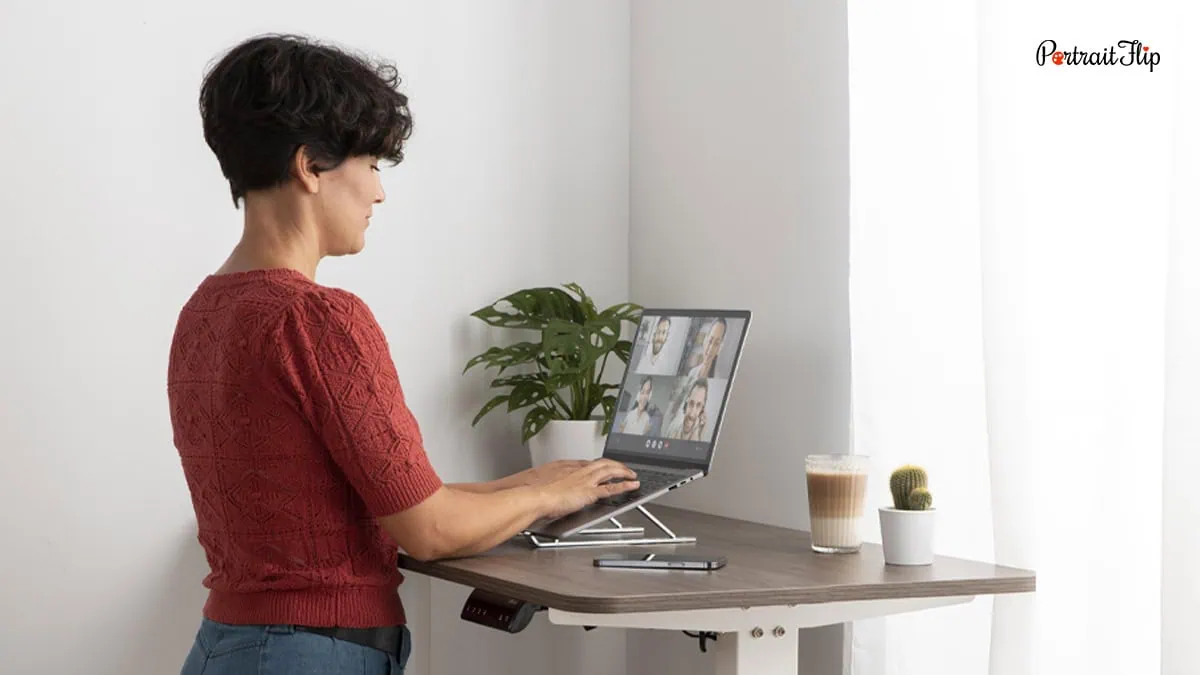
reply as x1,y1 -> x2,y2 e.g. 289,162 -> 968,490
460,588 -> 541,633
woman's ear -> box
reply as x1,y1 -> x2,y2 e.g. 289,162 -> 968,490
290,145 -> 321,195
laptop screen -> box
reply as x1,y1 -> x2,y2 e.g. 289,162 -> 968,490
604,309 -> 751,469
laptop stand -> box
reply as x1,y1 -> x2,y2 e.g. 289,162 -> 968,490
521,505 -> 696,549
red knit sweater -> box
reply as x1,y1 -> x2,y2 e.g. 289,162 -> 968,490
167,268 -> 443,628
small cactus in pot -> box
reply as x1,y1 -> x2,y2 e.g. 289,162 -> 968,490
889,465 -> 932,510
908,487 -> 933,510
880,464 -> 936,565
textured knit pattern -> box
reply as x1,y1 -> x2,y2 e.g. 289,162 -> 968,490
167,268 -> 443,628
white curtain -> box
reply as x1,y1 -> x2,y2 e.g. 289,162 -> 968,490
847,1 -> 1198,674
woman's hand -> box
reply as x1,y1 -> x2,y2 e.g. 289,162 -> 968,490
512,459 -> 593,488
537,460 -> 640,520
457,459 -> 609,495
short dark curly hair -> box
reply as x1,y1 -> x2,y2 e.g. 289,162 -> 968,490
199,34 -> 413,207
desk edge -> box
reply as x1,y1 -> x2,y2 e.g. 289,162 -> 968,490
399,556 -> 1035,614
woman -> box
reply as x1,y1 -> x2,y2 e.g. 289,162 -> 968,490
168,34 -> 639,675
684,318 -> 726,379
617,376 -> 655,435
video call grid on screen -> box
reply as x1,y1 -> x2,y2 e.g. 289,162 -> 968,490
607,310 -> 750,464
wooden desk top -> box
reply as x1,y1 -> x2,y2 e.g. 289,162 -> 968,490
397,505 -> 1035,614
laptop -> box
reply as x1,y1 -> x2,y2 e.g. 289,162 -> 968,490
525,308 -> 752,540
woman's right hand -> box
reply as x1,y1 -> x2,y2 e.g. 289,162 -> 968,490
537,459 -> 640,520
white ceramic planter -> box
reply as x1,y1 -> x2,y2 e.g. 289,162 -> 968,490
878,507 -> 936,565
528,420 -> 606,467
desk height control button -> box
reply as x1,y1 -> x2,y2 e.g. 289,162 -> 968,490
460,588 -> 542,634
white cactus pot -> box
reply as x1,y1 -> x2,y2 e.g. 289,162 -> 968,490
878,507 -> 936,566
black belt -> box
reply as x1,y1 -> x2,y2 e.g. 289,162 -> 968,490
294,625 -> 404,656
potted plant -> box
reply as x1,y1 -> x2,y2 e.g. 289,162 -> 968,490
879,465 -> 936,565
463,283 -> 642,466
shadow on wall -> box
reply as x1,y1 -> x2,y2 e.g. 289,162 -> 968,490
118,526 -> 210,674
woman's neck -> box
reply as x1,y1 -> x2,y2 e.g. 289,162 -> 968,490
217,194 -> 322,280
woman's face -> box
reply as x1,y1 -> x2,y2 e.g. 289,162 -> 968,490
637,380 -> 652,410
702,321 -> 725,365
313,155 -> 386,256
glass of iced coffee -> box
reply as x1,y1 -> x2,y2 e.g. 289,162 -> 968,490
805,454 -> 870,553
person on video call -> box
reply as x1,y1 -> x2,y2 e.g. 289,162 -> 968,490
617,376 -> 655,435
636,316 -> 675,374
665,379 -> 709,441
684,317 -> 727,379
167,34 -> 640,675
664,318 -> 728,426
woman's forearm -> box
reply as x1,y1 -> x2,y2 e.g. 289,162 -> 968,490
380,485 -> 547,560
448,474 -> 524,494
447,481 -> 500,494
436,486 -> 548,558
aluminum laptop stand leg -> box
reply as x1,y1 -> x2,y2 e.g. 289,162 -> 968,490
522,505 -> 696,549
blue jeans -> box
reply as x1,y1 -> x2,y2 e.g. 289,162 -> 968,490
181,618 -> 411,675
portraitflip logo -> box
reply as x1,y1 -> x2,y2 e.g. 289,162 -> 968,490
1036,39 -> 1161,72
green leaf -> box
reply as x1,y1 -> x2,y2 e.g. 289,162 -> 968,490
583,317 -> 621,355
521,406 -> 556,443
507,380 -> 552,411
541,319 -> 590,373
583,381 -> 613,417
489,372 -> 546,389
613,339 -> 633,363
540,317 -> 621,377
600,395 -> 618,434
462,342 -> 541,373
598,302 -> 642,323
470,287 -> 585,330
563,282 -> 598,320
544,369 -> 586,391
471,394 -> 510,426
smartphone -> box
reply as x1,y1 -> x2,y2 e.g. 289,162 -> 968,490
593,553 -> 726,570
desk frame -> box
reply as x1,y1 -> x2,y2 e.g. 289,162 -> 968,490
548,595 -> 977,675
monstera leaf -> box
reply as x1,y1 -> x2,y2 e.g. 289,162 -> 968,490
464,284 -> 642,442
469,286 -> 587,330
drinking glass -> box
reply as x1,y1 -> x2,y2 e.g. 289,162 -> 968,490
805,454 -> 870,553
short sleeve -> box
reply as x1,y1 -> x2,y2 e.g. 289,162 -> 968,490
272,289 -> 443,516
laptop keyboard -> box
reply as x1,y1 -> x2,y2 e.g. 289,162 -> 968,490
597,469 -> 686,507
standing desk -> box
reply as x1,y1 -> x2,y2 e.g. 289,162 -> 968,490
398,505 -> 1036,675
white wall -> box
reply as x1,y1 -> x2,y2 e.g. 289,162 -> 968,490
628,1 -> 851,674
0,2 -> 629,674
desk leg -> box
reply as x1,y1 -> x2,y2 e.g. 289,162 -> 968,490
713,628 -> 798,675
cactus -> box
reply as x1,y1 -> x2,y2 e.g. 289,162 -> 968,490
908,487 -> 933,510
889,465 -> 928,509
